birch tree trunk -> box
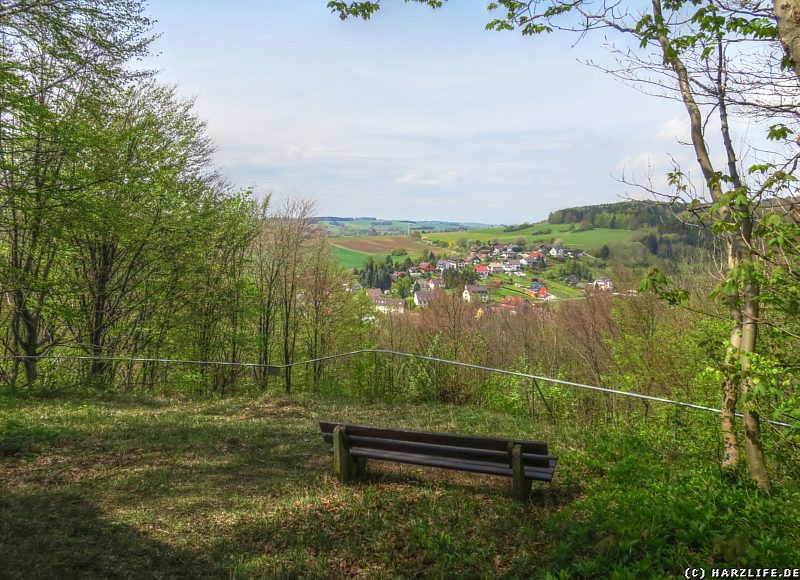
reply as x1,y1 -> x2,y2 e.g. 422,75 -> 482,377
652,0 -> 771,489
775,0 -> 800,80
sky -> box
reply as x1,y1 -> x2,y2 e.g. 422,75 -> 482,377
142,0 -> 700,224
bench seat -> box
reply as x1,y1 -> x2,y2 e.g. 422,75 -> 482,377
319,421 -> 557,500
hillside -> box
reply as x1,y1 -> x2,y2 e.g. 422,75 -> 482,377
422,222 -> 633,253
329,201 -> 716,306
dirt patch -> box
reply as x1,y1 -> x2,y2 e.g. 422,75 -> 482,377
332,235 -> 429,255
233,398 -> 310,421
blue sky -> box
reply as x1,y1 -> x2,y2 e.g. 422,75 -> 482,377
144,1 -> 698,224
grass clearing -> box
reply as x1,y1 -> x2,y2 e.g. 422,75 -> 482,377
1,391 -> 798,578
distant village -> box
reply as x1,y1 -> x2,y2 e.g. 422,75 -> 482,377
361,241 -> 616,314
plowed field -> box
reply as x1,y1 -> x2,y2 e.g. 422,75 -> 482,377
331,235 -> 430,254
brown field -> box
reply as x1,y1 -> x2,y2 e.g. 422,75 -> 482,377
331,235 -> 430,254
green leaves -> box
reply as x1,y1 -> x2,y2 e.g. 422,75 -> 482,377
327,1 -> 381,20
327,0 -> 444,20
767,124 -> 793,141
639,269 -> 690,306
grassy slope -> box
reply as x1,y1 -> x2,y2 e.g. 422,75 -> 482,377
425,222 -> 635,253
331,223 -> 636,268
2,391 -> 798,578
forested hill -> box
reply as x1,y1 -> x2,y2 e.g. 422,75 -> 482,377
547,201 -> 687,230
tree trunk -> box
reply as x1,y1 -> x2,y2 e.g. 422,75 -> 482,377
739,274 -> 772,492
722,236 -> 742,473
12,290 -> 41,387
720,376 -> 741,471
775,0 -> 800,80
22,351 -> 37,386
651,0 -> 770,487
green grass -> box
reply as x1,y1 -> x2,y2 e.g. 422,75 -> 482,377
1,391 -> 798,578
542,278 -> 585,299
425,222 -> 635,253
486,275 -> 584,300
332,245 -> 376,269
332,246 -> 422,270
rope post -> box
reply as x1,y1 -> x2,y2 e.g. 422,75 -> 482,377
535,380 -> 555,423
373,350 -> 378,392
530,377 -> 536,421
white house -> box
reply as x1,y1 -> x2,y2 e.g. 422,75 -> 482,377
414,290 -> 438,307
592,277 -> 614,291
463,284 -> 489,303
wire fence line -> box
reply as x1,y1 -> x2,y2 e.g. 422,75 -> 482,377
2,350 -> 792,428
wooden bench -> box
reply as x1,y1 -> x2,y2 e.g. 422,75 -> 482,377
319,421 -> 557,501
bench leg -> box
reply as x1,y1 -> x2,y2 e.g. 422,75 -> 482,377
333,425 -> 357,483
511,444 -> 532,501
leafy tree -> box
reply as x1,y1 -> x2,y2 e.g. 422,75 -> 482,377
443,266 -> 478,290
0,0 -> 152,386
65,82 -> 217,385
394,275 -> 413,298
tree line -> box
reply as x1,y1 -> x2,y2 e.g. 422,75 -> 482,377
0,1 -> 369,395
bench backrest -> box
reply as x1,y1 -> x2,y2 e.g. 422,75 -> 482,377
319,421 -> 552,470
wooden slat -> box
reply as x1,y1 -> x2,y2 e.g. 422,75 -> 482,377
350,447 -> 512,476
347,447 -> 556,482
328,441 -> 558,474
319,421 -> 548,455
322,432 -> 555,469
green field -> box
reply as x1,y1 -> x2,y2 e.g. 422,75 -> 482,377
2,390 -> 797,577
486,275 -> 584,301
332,245 -> 380,269
424,222 -> 635,253
332,246 -> 424,270
540,278 -> 585,298
331,235 -> 430,269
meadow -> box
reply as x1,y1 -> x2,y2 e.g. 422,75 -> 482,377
2,389 -> 797,578
424,222 -> 636,253
486,275 -> 584,301
331,236 -> 430,269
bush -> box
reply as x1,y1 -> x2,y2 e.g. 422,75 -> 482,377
543,466 -> 800,575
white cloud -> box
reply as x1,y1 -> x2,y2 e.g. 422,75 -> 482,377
145,1 -> 697,222
395,173 -> 416,185
656,116 -> 689,142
